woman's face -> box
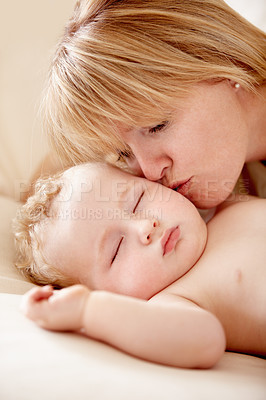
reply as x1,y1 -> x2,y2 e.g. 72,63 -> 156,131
118,81 -> 249,209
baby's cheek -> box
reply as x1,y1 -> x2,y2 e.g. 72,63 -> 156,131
132,263 -> 166,300
114,261 -> 152,299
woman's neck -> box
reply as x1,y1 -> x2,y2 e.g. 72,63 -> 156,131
245,83 -> 266,162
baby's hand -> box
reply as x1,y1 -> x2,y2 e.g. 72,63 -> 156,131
21,284 -> 90,332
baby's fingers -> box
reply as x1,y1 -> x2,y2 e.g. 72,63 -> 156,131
24,285 -> 53,303
20,286 -> 53,318
30,285 -> 54,302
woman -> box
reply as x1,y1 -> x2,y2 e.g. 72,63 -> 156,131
40,0 -> 266,209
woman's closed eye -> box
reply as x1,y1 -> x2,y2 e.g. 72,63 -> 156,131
148,121 -> 168,135
117,148 -> 133,161
117,122 -> 168,162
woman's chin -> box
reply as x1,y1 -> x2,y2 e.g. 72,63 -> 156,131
186,190 -> 230,209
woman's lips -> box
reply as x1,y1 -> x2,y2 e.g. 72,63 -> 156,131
161,227 -> 180,256
171,178 -> 192,197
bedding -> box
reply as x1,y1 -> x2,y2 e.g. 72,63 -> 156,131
1,291 -> 266,400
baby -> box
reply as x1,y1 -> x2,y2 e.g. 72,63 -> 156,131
14,163 -> 266,368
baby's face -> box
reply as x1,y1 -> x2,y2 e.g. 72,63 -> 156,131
45,164 -> 207,299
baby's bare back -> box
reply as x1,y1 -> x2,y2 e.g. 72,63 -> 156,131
164,196 -> 266,356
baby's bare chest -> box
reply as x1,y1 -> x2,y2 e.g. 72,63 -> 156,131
170,240 -> 266,353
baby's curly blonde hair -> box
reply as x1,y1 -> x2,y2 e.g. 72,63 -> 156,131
13,172 -> 76,288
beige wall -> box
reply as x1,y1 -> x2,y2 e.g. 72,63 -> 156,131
0,0 -> 76,198
226,0 -> 266,30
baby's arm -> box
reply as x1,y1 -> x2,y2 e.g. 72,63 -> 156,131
21,285 -> 226,368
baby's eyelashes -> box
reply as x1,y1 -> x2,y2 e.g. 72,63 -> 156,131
133,191 -> 144,214
111,236 -> 124,265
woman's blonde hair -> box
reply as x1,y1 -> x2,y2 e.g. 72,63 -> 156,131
44,0 -> 266,164
13,173 -> 75,288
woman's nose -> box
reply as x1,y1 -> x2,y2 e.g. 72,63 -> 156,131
126,150 -> 171,182
142,162 -> 168,182
137,218 -> 159,245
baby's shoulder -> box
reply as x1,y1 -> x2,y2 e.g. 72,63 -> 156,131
207,196 -> 266,244
212,195 -> 265,225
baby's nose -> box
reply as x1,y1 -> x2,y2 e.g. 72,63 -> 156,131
139,219 -> 159,245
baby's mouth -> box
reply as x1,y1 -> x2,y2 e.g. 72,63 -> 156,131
161,226 -> 180,256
